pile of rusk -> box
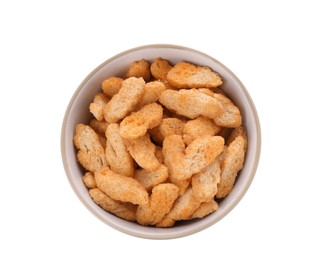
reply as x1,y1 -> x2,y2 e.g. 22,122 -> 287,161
74,58 -> 247,227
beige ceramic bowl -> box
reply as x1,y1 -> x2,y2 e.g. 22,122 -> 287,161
61,44 -> 261,239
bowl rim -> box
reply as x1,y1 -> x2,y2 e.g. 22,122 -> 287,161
61,44 -> 261,239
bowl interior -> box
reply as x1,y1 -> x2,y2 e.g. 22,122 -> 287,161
61,44 -> 261,239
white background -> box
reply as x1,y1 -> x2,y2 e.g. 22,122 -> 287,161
1,0 -> 319,259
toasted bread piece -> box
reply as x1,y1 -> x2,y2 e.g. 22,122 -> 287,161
166,62 -> 222,88
226,126 -> 248,150
105,123 -> 134,177
89,188 -> 137,221
159,117 -> 185,140
102,77 -> 123,97
163,135 -> 224,180
134,164 -> 169,191
125,59 -> 151,82
162,134 -> 185,176
159,89 -> 223,119
74,124 -> 107,173
103,77 -> 145,123
95,167 -> 149,206
150,58 -> 173,81
89,93 -> 109,121
89,119 -> 109,135
216,136 -> 246,198
150,117 -> 185,143
125,133 -> 161,171
213,93 -> 242,128
169,176 -> 190,196
119,103 -> 163,140
82,172 -> 96,189
156,216 -> 176,227
136,81 -> 166,110
187,200 -> 218,219
136,183 -> 179,226
183,116 -> 221,145
165,188 -> 201,221
192,160 -> 221,202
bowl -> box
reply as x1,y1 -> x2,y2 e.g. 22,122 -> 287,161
61,44 -> 261,239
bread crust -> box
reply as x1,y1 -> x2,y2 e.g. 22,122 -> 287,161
216,136 -> 247,198
134,164 -> 168,191
102,77 -> 123,97
125,59 -> 151,82
103,77 -> 145,123
89,188 -> 137,221
159,89 -> 223,119
105,123 -> 134,177
183,116 -> 221,145
150,58 -> 173,81
136,183 -> 179,226
95,168 -> 149,206
167,62 -> 222,88
163,135 -> 224,180
125,134 -> 161,171
89,93 -> 109,121
213,93 -> 242,128
73,124 -> 107,173
119,103 -> 163,140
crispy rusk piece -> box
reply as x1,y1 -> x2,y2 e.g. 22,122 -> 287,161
197,88 -> 215,97
82,172 -> 96,189
150,183 -> 179,213
134,164 -> 169,191
136,183 -> 179,226
103,77 -> 145,123
89,188 -> 137,221
156,216 -> 175,228
183,116 -> 221,145
73,124 -> 107,173
216,136 -> 246,199
163,135 -> 224,180
169,176 -> 190,196
150,58 -> 173,81
125,59 -> 151,82
155,146 -> 164,164
166,188 -> 201,221
166,62 -> 223,89
95,168 -> 149,206
150,117 -> 185,143
159,89 -> 223,119
187,200 -> 219,219
159,117 -> 185,140
176,135 -> 224,180
213,93 -> 242,128
192,160 -> 221,202
135,81 -> 166,110
119,103 -> 163,140
89,119 -> 109,135
89,93 -> 109,121
217,145 -> 228,166
162,134 -> 185,177
136,206 -> 158,226
125,134 -> 161,171
105,124 -> 134,177
226,126 -> 248,150
102,77 -> 123,97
